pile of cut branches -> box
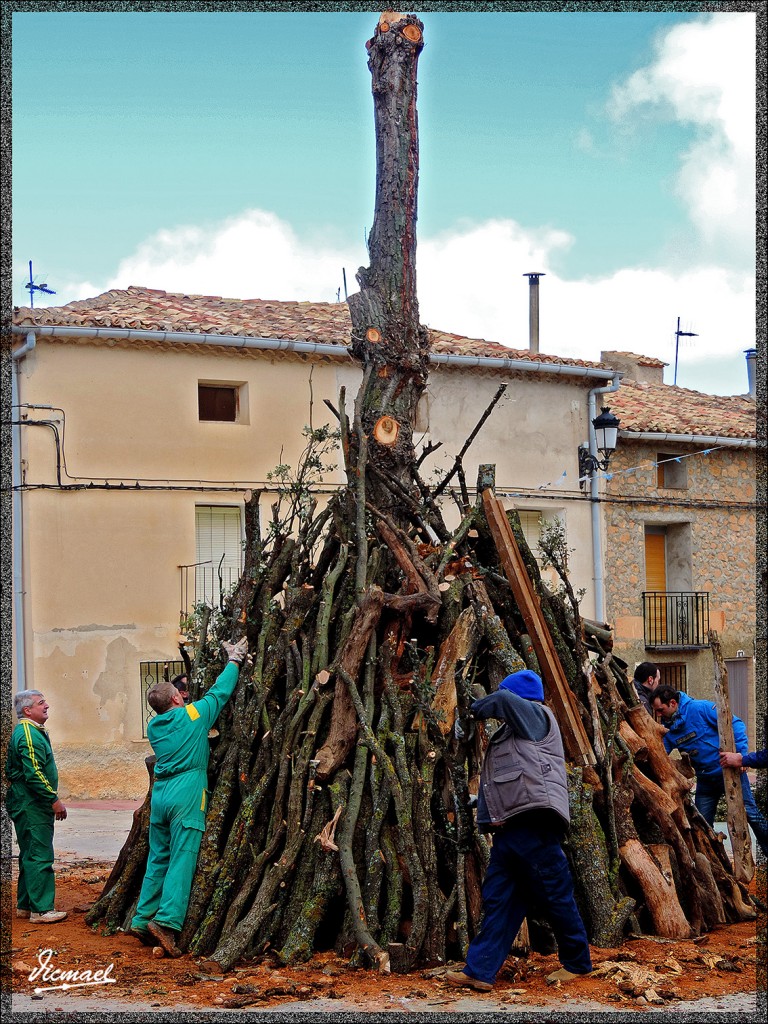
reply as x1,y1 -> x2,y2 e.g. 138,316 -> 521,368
87,459 -> 756,971
86,10 -> 756,974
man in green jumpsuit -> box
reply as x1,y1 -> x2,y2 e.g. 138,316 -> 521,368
130,637 -> 248,956
6,690 -> 69,923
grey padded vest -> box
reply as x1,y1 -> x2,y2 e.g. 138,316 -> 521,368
480,703 -> 570,829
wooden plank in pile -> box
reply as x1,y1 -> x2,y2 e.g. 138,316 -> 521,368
482,488 -> 596,767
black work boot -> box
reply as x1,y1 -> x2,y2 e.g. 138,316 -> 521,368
147,920 -> 183,958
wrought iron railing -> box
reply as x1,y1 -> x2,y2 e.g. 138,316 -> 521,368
178,559 -> 242,621
642,592 -> 710,649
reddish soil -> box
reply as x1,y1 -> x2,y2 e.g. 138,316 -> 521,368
9,862 -> 765,1012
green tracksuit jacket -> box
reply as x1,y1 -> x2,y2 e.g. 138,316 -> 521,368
6,720 -> 60,912
132,660 -> 240,933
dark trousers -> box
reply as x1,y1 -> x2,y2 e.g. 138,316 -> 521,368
11,804 -> 56,913
465,820 -> 592,985
694,771 -> 768,857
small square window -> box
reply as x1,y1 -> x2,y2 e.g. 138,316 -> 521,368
199,384 -> 238,422
656,453 -> 688,489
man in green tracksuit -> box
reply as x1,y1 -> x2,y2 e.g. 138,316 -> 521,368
130,637 -> 248,956
6,690 -> 69,923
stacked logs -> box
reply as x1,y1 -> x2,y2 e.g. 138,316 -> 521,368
87,10 -> 755,972
86,483 -> 757,971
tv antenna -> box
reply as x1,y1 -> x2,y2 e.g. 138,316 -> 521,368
25,260 -> 56,308
673,316 -> 698,386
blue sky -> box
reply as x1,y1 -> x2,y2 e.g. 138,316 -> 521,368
11,8 -> 757,395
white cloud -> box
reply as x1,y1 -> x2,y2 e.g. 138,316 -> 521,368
61,207 -> 751,394
417,220 -> 755,379
416,219 -> 573,342
609,12 -> 756,256
103,209 -> 366,305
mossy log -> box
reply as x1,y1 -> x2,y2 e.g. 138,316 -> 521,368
564,767 -> 636,947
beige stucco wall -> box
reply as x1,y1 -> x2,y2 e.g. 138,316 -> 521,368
12,337 -> 603,797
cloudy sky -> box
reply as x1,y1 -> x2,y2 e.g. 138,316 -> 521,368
11,8 -> 757,394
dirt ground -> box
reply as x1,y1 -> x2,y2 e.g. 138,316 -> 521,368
8,861 -> 766,1013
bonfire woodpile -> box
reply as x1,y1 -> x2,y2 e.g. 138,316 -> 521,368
86,10 -> 757,974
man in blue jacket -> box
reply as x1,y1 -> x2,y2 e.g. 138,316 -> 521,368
130,637 -> 248,956
445,670 -> 592,993
651,685 -> 768,857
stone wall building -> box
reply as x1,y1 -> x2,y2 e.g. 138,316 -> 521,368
602,351 -> 757,742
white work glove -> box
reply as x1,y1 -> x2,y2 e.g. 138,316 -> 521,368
222,637 -> 249,665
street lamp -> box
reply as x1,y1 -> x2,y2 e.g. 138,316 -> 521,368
578,406 -> 621,483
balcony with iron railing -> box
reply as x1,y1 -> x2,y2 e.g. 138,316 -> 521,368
179,559 -> 242,621
642,591 -> 710,649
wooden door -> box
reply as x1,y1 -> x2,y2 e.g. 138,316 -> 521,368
645,531 -> 667,644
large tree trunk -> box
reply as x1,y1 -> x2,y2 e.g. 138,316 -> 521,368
87,10 -> 757,971
347,12 -> 430,521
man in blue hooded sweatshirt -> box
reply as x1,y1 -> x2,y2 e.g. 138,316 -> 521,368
445,669 -> 592,992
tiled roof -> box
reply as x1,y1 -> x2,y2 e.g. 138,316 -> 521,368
610,378 -> 755,440
602,350 -> 667,368
13,285 -> 609,370
13,287 -> 755,439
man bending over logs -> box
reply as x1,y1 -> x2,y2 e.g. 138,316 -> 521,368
652,685 -> 768,858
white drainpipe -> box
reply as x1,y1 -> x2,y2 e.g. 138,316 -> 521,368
12,324 -> 620,383
618,430 -> 755,449
12,332 -> 36,691
587,375 -> 622,623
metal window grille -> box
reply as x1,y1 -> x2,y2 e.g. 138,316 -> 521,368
642,592 -> 710,648
140,660 -> 185,738
658,663 -> 688,693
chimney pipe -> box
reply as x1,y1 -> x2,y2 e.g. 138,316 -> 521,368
744,348 -> 756,398
523,272 -> 545,354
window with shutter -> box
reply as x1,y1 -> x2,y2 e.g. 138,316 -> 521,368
515,510 -> 563,590
656,453 -> 688,489
518,510 -> 544,561
198,381 -> 248,423
195,506 -> 244,606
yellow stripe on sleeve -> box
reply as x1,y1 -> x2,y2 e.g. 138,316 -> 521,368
21,721 -> 56,796
186,704 -> 201,721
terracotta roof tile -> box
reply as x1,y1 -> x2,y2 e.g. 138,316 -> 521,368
14,287 -> 754,439
13,285 -> 608,370
603,350 -> 667,368
610,378 -> 755,441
